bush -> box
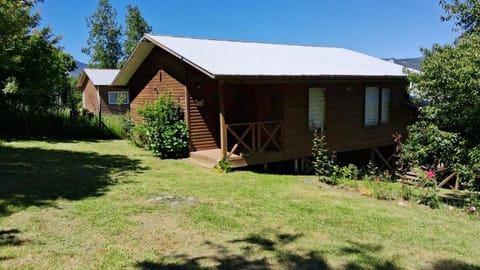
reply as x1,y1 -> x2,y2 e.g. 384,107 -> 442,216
138,93 -> 189,159
0,110 -> 116,139
312,130 -> 335,182
400,118 -> 464,171
214,159 -> 232,173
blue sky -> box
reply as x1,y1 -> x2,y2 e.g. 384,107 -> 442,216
36,0 -> 458,64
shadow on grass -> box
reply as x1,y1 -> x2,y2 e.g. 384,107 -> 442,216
0,229 -> 23,246
340,241 -> 400,270
0,145 -> 146,216
431,260 -> 480,270
135,233 -> 480,270
134,233 -> 384,270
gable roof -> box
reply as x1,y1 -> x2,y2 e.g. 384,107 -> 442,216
77,68 -> 120,88
114,34 -> 406,85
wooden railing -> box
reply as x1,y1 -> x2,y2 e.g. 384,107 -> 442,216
225,120 -> 283,158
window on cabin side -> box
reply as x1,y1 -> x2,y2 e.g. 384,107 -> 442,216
381,88 -> 391,124
108,91 -> 129,105
308,88 -> 326,130
364,87 -> 391,126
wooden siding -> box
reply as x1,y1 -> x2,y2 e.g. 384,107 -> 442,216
98,87 -> 129,115
282,81 -> 414,157
128,70 -> 185,122
82,79 -> 99,113
128,48 -> 187,123
187,81 -> 219,151
125,46 -> 219,151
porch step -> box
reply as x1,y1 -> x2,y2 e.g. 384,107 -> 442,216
188,149 -> 220,168
188,148 -> 248,168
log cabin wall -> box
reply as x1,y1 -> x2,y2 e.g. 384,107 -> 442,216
282,80 -> 414,158
98,86 -> 129,115
82,79 -> 99,113
187,81 -> 219,151
128,47 -> 187,123
125,46 -> 219,151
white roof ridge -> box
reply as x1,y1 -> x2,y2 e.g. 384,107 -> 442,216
145,33 -> 344,50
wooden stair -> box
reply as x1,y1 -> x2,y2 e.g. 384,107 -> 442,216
400,170 -> 422,186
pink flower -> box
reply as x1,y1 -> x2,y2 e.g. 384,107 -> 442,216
470,206 -> 477,214
426,170 -> 436,179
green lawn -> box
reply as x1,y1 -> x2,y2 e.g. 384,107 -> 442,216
0,139 -> 479,270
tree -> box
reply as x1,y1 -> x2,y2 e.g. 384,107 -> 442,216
0,0 -> 39,89
122,5 -> 152,64
0,0 -> 76,135
0,0 -> 75,114
408,34 -> 480,145
82,0 -> 122,68
440,0 -> 480,35
402,0 -> 480,194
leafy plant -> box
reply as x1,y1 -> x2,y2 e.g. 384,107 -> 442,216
312,130 -> 335,183
364,161 -> 378,180
401,184 -> 413,201
120,113 -> 135,138
138,93 -> 189,159
214,159 -> 232,173
419,170 -> 441,209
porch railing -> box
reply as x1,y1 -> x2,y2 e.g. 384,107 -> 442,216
225,120 -> 283,158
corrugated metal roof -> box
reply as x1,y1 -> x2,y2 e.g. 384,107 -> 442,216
145,34 -> 406,77
84,68 -> 120,86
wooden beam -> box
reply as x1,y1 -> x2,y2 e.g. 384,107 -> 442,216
374,148 -> 394,172
438,172 -> 456,188
219,80 -> 227,160
184,85 -> 190,130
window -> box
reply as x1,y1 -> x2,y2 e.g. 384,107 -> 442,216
364,87 -> 391,126
381,88 -> 391,124
108,91 -> 129,105
308,88 -> 326,130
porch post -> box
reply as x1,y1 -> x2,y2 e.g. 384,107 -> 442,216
219,80 -> 227,159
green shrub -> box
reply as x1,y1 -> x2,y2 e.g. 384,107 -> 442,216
312,130 -> 335,182
366,180 -> 398,201
419,170 -> 440,209
130,124 -> 147,147
138,93 -> 189,159
0,110 -> 116,139
120,113 -> 135,138
214,159 -> 232,173
400,119 -> 464,171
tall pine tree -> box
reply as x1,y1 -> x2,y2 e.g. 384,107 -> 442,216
82,0 -> 122,68
122,5 -> 152,64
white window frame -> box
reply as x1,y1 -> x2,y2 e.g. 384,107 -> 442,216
108,91 -> 129,105
308,87 -> 326,130
364,87 -> 391,127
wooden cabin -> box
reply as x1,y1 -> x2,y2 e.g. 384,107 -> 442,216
77,69 -> 129,115
86,35 -> 417,168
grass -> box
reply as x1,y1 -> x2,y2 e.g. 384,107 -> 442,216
0,139 -> 479,269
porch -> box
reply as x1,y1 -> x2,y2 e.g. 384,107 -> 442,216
189,120 -> 285,168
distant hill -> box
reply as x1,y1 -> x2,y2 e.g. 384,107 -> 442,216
70,60 -> 88,77
383,57 -> 422,71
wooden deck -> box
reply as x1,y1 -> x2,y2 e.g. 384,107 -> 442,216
188,148 -> 304,168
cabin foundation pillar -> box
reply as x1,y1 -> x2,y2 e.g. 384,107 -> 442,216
219,80 -> 227,160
